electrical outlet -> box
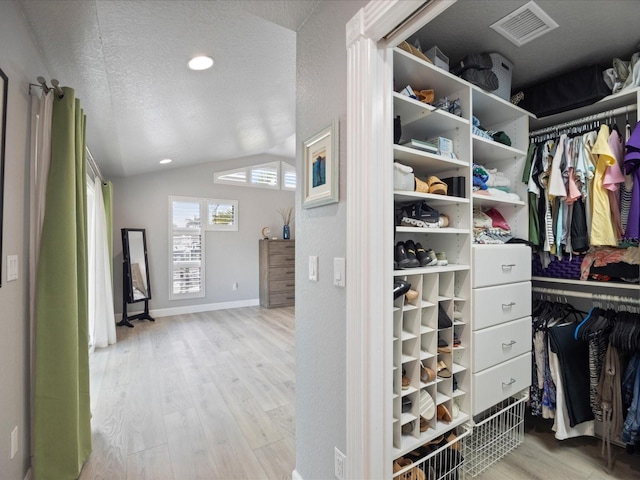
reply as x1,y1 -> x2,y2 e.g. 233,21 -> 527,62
232,282 -> 238,291
10,426 -> 18,459
334,447 -> 345,480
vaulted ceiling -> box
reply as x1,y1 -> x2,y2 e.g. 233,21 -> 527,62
18,0 -> 640,178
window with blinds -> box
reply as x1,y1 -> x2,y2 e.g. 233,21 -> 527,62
214,161 -> 296,190
169,197 -> 205,299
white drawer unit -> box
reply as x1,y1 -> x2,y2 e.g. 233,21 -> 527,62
472,245 -> 531,288
472,352 -> 531,414
472,281 -> 532,330
472,316 -> 532,373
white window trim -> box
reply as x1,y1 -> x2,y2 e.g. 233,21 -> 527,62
214,160 -> 296,190
205,198 -> 239,231
168,195 -> 206,301
281,162 -> 296,191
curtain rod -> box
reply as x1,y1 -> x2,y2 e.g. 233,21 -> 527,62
86,147 -> 105,184
29,76 -> 64,99
532,286 -> 640,305
529,104 -> 637,137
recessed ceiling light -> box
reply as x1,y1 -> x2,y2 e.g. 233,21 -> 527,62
188,55 -> 214,70
160,158 -> 172,164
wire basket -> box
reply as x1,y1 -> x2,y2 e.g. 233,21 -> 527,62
393,425 -> 471,480
463,390 -> 528,477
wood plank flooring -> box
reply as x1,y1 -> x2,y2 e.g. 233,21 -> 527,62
80,306 -> 295,480
82,306 -> 640,479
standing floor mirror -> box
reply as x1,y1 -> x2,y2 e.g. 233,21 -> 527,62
119,228 -> 155,327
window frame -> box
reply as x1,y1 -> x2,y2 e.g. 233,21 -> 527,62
205,198 -> 239,231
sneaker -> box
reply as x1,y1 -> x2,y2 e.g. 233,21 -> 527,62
415,242 -> 437,266
436,252 -> 448,266
403,240 -> 422,267
400,201 -> 439,228
395,242 -> 419,269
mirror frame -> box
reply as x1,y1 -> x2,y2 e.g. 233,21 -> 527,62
121,228 -> 152,303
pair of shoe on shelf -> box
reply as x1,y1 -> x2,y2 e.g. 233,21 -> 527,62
398,201 -> 450,229
451,52 -> 498,92
414,175 -> 448,196
395,241 -> 449,269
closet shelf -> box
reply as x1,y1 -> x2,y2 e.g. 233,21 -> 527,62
395,226 -> 470,235
393,93 -> 470,137
394,264 -> 470,276
392,412 -> 470,459
532,276 -> 640,291
393,144 -> 468,171
401,330 -> 417,341
473,135 -> 527,163
472,193 -> 525,207
394,190 -> 470,206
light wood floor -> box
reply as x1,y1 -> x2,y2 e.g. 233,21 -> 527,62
80,306 -> 296,480
81,306 -> 640,480
474,415 -> 640,480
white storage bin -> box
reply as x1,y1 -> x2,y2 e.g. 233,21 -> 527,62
489,53 -> 513,101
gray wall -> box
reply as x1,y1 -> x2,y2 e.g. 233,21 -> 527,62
0,2 -> 51,478
112,155 -> 295,313
295,1 -> 368,478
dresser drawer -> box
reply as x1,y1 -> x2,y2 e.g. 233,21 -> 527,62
472,245 -> 531,288
473,281 -> 531,330
269,292 -> 295,307
269,266 -> 295,282
473,353 -> 531,415
268,241 -> 296,255
473,317 -> 532,372
270,278 -> 295,293
269,253 -> 295,267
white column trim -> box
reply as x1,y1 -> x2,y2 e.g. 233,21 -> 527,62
345,1 -> 456,478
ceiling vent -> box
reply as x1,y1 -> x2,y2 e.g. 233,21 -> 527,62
490,1 -> 558,47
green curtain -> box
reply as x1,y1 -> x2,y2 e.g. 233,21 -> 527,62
101,181 -> 114,278
34,88 -> 92,479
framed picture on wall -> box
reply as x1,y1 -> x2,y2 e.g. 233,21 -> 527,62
302,118 -> 339,209
0,68 -> 7,288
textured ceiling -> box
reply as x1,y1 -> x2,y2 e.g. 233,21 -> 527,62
18,0 -> 640,177
19,0 -> 319,177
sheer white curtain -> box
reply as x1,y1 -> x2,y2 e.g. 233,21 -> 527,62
88,176 -> 116,351
29,90 -> 53,325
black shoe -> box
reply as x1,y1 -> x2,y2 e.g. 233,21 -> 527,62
415,242 -> 436,267
438,304 -> 452,329
451,52 -> 493,76
461,68 -> 499,92
395,242 -> 419,269
402,240 -> 421,268
394,279 -> 411,299
400,201 -> 439,228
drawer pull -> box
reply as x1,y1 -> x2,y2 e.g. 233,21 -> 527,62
501,263 -> 516,269
502,378 -> 516,387
501,302 -> 516,308
502,340 -> 516,348
285,284 -> 295,287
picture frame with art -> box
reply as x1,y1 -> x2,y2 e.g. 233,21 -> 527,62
302,118 -> 339,209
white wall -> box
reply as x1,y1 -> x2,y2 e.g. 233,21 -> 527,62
295,1 -> 368,478
112,155 -> 295,314
0,2 -> 51,478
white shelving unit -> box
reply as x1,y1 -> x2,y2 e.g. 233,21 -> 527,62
391,46 -> 533,462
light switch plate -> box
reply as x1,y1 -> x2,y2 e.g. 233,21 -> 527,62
333,257 -> 345,287
309,256 -> 318,281
7,255 -> 18,282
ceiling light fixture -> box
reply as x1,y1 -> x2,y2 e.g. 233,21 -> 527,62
160,158 -> 172,164
188,55 -> 214,71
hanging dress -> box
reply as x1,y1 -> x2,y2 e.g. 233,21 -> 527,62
589,125 -> 618,245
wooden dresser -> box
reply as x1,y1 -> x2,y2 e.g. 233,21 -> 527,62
259,239 -> 295,308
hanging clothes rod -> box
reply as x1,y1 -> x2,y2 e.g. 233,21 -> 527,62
86,147 -> 105,184
532,286 -> 640,305
28,76 -> 64,99
529,104 -> 637,137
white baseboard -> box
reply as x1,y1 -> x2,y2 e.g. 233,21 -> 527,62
291,469 -> 303,480
114,298 -> 260,321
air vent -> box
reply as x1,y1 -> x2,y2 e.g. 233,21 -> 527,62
490,1 -> 558,47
